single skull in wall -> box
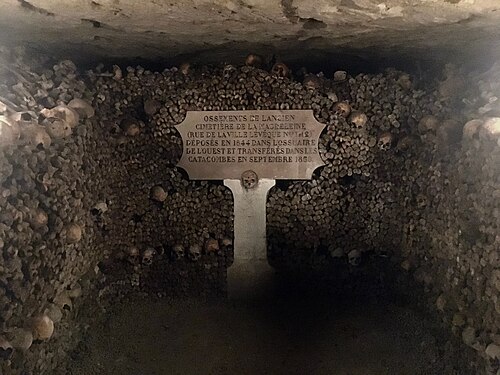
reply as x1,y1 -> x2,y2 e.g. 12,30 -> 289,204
241,170 -> 258,189
172,244 -> 185,260
188,244 -> 202,261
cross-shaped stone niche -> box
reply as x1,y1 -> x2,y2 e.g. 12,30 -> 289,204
176,110 -> 325,299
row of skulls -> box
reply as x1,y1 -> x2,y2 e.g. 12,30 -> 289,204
173,237 -> 233,262
123,237 -> 233,265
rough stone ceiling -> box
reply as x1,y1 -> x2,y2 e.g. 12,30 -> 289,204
0,0 -> 499,70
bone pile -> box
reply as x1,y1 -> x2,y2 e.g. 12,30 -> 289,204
90,58 -> 499,374
0,47 -> 499,374
0,48 -> 107,374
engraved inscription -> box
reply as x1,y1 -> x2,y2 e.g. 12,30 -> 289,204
175,110 -> 326,180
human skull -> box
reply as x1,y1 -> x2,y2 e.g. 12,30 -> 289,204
127,246 -> 140,264
348,249 -> 361,266
303,74 -> 320,90
55,60 -> 77,74
188,244 -> 202,261
112,65 -> 122,80
126,123 -> 140,136
221,237 -> 233,247
65,223 -> 82,243
44,118 -> 72,139
418,115 -> 439,134
130,272 -> 140,287
349,111 -> 368,129
68,98 -> 95,119
144,99 -> 161,116
8,328 -> 33,352
271,62 -> 290,78
91,201 -> 108,216
172,244 -> 185,260
327,92 -> 338,102
150,185 -> 168,202
29,208 -> 48,230
108,119 -> 122,135
396,135 -> 418,153
245,53 -> 263,67
397,73 -> 412,90
142,247 -> 156,266
44,303 -> 63,323
34,126 -> 52,148
41,105 -> 80,129
116,135 -> 128,150
333,101 -> 351,118
377,132 -> 393,151
121,118 -> 141,136
333,70 -> 347,81
241,170 -> 258,189
179,62 -> 191,76
67,282 -> 82,299
223,64 -> 237,74
22,124 -> 52,148
54,291 -> 73,311
204,238 -> 220,255
462,119 -> 483,140
31,315 -> 54,341
416,194 -> 428,208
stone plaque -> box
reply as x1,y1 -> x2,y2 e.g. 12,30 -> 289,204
175,110 -> 326,180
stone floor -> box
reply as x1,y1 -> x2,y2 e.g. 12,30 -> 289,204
67,276 -> 475,375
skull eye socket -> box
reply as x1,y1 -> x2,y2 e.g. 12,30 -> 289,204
378,133 -> 392,150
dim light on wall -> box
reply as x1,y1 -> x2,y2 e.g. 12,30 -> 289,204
482,117 -> 500,139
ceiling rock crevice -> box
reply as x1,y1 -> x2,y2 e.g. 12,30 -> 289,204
0,0 -> 498,69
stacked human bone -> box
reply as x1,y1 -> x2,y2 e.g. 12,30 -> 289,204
0,49 -> 109,374
0,47 -> 499,375
87,63 -> 235,298
89,59 -> 500,374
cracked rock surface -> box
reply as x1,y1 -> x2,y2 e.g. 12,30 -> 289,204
0,0 -> 499,67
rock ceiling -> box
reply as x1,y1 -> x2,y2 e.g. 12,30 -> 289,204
0,0 -> 499,69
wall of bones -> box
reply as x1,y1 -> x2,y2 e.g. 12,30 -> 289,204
0,48 -> 499,374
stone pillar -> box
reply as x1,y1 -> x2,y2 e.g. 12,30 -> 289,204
223,178 -> 276,300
